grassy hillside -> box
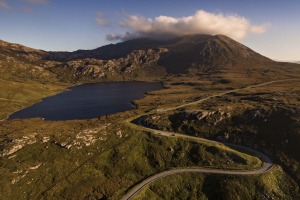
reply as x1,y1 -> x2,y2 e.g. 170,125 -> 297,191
0,74 -> 299,199
143,76 -> 300,190
1,36 -> 300,199
133,166 -> 299,200
0,115 -> 262,199
0,41 -> 69,120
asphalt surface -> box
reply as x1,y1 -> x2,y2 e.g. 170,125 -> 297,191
121,79 -> 299,200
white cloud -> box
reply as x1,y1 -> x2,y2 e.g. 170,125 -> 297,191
250,24 -> 270,34
96,12 -> 107,26
25,0 -> 48,4
0,0 -> 10,9
106,10 -> 270,41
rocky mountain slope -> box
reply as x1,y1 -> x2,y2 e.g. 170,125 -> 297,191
2,34 -> 293,82
45,48 -> 168,82
45,34 -> 275,74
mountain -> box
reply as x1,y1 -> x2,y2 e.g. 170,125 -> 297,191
158,34 -> 274,73
1,34 -> 298,82
45,34 -> 274,74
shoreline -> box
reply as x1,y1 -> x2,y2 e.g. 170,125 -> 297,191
6,80 -> 164,122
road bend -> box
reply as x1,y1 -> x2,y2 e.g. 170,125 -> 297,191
121,79 -> 299,200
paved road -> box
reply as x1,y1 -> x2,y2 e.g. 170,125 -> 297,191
121,79 -> 299,200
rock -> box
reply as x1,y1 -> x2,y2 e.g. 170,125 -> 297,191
47,48 -> 168,81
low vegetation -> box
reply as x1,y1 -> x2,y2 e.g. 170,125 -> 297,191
1,76 -> 299,199
133,166 -> 299,200
1,36 -> 300,199
143,79 -> 300,192
0,115 -> 262,199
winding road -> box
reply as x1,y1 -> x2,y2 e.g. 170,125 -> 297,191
121,79 -> 299,200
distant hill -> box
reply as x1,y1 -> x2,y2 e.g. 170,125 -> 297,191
1,34 -> 299,82
45,34 -> 274,74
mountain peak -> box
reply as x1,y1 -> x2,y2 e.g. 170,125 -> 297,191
0,35 -> 277,82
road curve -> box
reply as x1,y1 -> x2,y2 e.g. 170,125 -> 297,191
121,79 -> 299,200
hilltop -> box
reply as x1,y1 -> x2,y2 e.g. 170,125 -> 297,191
1,34 -> 299,83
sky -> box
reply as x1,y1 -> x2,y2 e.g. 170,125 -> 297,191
0,0 -> 299,61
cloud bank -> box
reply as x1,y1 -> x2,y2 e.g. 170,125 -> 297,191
0,0 -> 9,9
106,10 -> 269,41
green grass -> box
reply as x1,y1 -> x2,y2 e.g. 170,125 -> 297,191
132,165 -> 299,200
1,36 -> 300,200
0,71 -> 299,199
0,116 -> 264,199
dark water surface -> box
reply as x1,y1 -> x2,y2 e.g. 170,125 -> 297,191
9,82 -> 162,121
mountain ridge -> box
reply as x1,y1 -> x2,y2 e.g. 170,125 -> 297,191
1,34 -> 299,82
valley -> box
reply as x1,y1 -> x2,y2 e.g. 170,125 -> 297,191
0,35 -> 300,199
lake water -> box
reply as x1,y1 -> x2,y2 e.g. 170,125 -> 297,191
9,82 -> 162,121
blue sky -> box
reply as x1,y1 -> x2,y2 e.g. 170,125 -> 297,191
0,0 -> 299,61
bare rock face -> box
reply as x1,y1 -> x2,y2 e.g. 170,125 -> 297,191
47,48 -> 168,81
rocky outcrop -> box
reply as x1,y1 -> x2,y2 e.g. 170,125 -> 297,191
47,48 -> 168,81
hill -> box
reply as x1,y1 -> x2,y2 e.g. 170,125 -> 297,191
0,39 -> 63,83
46,34 -> 274,74
2,34 -> 300,82
0,40 -> 66,119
